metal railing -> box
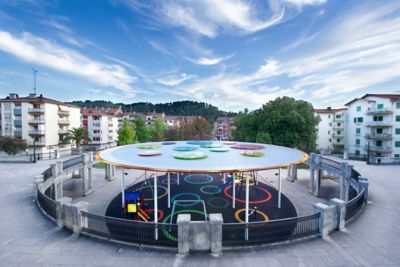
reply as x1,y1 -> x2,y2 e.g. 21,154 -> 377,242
345,188 -> 366,221
0,154 -> 33,163
37,189 -> 57,220
222,213 -> 320,246
81,212 -> 178,247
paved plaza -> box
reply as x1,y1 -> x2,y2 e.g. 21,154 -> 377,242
0,157 -> 399,266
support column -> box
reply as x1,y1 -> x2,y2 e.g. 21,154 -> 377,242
278,168 -> 282,208
56,197 -> 72,228
309,153 -> 321,197
245,172 -> 249,240
177,214 -> 191,254
313,202 -> 336,238
209,213 -> 223,256
121,169 -> 125,209
33,175 -> 44,201
154,171 -> 158,240
71,201 -> 89,235
54,161 -> 63,200
167,172 -> 171,208
177,173 -> 180,185
330,198 -> 346,231
340,163 -> 352,201
287,164 -> 298,182
232,173 -> 236,208
358,178 -> 369,201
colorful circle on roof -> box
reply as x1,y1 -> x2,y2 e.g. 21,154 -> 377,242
173,145 -> 198,151
186,140 -> 213,146
173,151 -> 207,160
184,174 -> 213,184
161,141 -> 176,145
138,150 -> 162,157
209,146 -> 230,152
137,144 -> 161,149
231,144 -> 265,150
223,141 -> 236,145
172,193 -> 202,207
200,143 -> 223,148
241,151 -> 265,157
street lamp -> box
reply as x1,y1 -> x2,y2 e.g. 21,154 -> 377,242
33,139 -> 37,163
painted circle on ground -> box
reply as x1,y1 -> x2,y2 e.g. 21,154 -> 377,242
137,144 -> 161,149
207,197 -> 230,208
162,210 -> 207,241
162,141 -> 176,145
186,140 -> 213,146
209,146 -> 230,152
173,145 -> 198,151
171,193 -> 202,207
200,185 -> 221,195
138,150 -> 162,156
231,144 -> 265,150
223,184 -> 272,204
240,151 -> 265,157
235,208 -> 269,223
173,151 -> 207,160
133,185 -> 168,201
201,143 -> 223,148
223,141 -> 236,145
161,178 -> 177,185
145,208 -> 164,222
184,174 -> 213,184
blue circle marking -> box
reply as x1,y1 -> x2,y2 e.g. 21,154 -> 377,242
173,146 -> 198,151
184,174 -> 214,185
186,140 -> 213,146
200,185 -> 221,195
172,193 -> 202,207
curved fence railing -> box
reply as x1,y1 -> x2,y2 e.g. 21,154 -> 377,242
222,213 -> 320,246
37,189 -> 57,220
81,212 -> 178,247
345,188 -> 366,221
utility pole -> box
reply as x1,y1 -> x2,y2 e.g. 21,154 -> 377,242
32,68 -> 37,95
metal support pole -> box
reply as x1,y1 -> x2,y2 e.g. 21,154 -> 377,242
278,168 -> 282,209
167,172 -> 171,208
154,171 -> 158,240
121,169 -> 125,209
232,173 -> 236,208
177,173 -> 180,185
245,172 -> 249,240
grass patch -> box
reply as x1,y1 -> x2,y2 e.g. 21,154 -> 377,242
93,162 -> 106,169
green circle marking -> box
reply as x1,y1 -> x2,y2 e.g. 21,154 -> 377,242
209,146 -> 230,152
201,143 -> 223,148
162,210 -> 207,241
173,151 -> 208,160
138,144 -> 161,149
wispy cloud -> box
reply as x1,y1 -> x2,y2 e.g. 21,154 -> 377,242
147,40 -> 173,57
0,30 -> 137,97
157,72 -> 195,86
188,57 -> 224,66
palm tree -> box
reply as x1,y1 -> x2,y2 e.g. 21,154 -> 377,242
63,127 -> 91,147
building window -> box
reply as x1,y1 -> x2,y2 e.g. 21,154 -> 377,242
357,117 -> 363,123
376,140 -> 382,147
377,128 -> 383,134
328,115 -> 331,119
356,106 -> 361,112
355,150 -> 360,155
395,128 -> 400,135
396,115 -> 400,122
329,138 -> 331,143
356,128 -> 361,134
353,118 -> 356,123
395,141 -> 400,148
337,130 -> 341,134
337,139 -> 340,143
356,139 -> 360,145
377,103 -> 384,109
337,123 -> 341,127
329,123 -> 332,127
395,154 -> 400,158
396,102 -> 400,109
373,116 -> 383,121
328,130 -> 330,134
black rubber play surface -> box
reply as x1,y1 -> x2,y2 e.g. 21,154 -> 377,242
106,173 -> 297,224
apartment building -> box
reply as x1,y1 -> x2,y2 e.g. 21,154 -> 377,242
345,94 -> 400,160
81,107 -> 120,150
0,93 -> 80,156
143,111 -> 165,126
213,117 -> 235,141
314,107 -> 347,153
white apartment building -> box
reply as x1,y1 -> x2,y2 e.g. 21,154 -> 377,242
314,108 -> 347,153
213,117 -> 235,141
345,94 -> 400,160
81,108 -> 120,150
0,93 -> 80,157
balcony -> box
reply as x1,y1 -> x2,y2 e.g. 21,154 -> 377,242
333,124 -> 344,130
28,141 -> 45,146
28,119 -> 44,124
332,133 -> 344,138
332,140 -> 344,145
365,133 -> 392,140
58,139 -> 70,145
28,108 -> 44,113
334,117 -> 344,122
58,129 -> 69,135
365,121 -> 392,127
13,108 -> 21,116
365,145 -> 392,152
58,110 -> 70,116
58,120 -> 70,125
28,130 -> 45,136
366,108 -> 392,115
14,130 -> 22,138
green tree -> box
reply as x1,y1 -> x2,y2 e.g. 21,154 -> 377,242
150,118 -> 166,141
117,118 -> 137,145
256,132 -> 272,144
0,136 -> 27,155
63,127 -> 91,147
232,109 -> 258,142
135,117 -> 151,142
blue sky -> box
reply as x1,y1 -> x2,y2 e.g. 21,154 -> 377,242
0,0 -> 399,111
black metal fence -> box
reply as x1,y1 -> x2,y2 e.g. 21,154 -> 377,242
63,156 -> 83,170
0,154 -> 33,163
37,189 -> 57,220
345,188 -> 366,221
81,211 -> 178,247
222,213 -> 320,246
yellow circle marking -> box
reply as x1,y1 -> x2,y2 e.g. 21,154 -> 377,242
235,208 -> 269,223
134,185 -> 168,201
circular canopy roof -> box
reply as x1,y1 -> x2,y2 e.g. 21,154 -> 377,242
96,141 -> 308,173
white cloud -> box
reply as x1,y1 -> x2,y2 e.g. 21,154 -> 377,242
157,73 -> 194,86
189,57 -> 223,65
0,30 -> 137,97
283,0 -> 327,8
147,40 -> 173,56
